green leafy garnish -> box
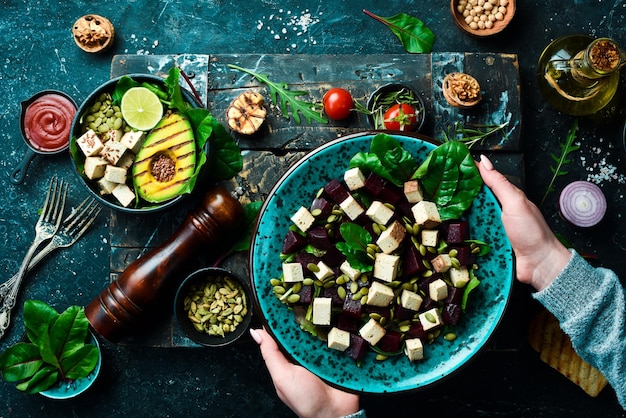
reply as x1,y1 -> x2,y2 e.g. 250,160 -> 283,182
442,121 -> 509,149
461,275 -> 481,311
363,9 -> 435,54
541,119 -> 579,207
0,300 -> 99,395
227,64 -> 328,125
335,223 -> 374,272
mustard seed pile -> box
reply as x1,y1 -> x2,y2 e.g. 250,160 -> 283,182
457,0 -> 510,31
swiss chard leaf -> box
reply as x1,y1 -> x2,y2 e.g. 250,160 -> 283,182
349,133 -> 417,186
461,275 -> 481,311
229,201 -> 263,253
15,365 -> 58,395
23,300 -> 59,345
0,343 -> 43,382
335,223 -> 373,272
61,344 -> 100,381
363,9 -> 435,54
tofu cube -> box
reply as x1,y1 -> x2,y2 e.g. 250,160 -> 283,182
120,131 -> 146,154
282,263 -> 304,283
117,152 -> 135,170
97,177 -> 117,195
101,129 -> 122,143
450,266 -> 471,288
400,289 -> 423,312
339,195 -> 364,220
343,167 -> 366,191
429,278 -> 448,301
404,338 -> 424,361
366,201 -> 394,225
101,140 -> 128,165
411,201 -> 441,228
419,308 -> 443,331
327,327 -> 351,352
340,260 -> 361,281
421,229 -> 439,247
373,253 -> 400,283
404,180 -> 423,203
83,156 -> 107,180
111,183 -> 135,207
312,297 -> 332,325
291,206 -> 315,232
76,129 -> 104,157
376,220 -> 406,254
313,261 -> 334,281
366,281 -> 395,307
104,165 -> 127,184
431,254 -> 452,273
359,318 -> 386,345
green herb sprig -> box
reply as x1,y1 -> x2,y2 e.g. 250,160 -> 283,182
443,121 -> 509,148
227,64 -> 328,125
541,119 -> 580,207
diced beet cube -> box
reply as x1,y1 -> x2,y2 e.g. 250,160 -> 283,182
364,305 -> 391,320
402,244 -> 426,277
342,294 -> 363,318
395,305 -> 417,321
336,314 -> 360,333
445,286 -> 464,306
324,179 -> 349,203
307,226 -> 332,250
420,297 -> 438,312
364,173 -> 402,204
324,287 -> 343,306
443,221 -> 470,244
407,321 -> 427,339
282,230 -> 307,254
310,197 -> 333,217
295,252 -> 320,270
322,246 -> 344,267
397,200 -> 414,220
299,285 -> 314,305
451,245 -> 475,266
442,303 -> 462,325
378,331 -> 402,353
346,334 -> 368,361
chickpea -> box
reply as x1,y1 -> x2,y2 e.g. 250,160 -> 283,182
500,0 -> 508,5
483,2 -> 493,11
495,11 -> 504,20
469,21 -> 478,29
498,6 -> 507,14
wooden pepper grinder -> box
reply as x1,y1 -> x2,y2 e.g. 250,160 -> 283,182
85,186 -> 244,342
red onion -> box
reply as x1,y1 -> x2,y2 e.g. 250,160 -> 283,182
558,181 -> 606,227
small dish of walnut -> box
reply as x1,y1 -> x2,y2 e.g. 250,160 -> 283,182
72,14 -> 115,53
442,72 -> 482,109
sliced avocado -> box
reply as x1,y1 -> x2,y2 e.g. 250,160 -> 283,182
132,112 -> 196,203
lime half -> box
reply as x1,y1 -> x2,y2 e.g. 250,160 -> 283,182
120,87 -> 164,131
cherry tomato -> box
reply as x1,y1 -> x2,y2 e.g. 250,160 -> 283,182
323,88 -> 354,120
383,103 -> 419,131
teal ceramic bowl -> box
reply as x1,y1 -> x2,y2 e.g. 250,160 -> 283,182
249,131 -> 514,394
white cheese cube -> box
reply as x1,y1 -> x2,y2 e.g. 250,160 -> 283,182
76,129 -> 104,157
97,177 -> 117,195
111,183 -> 135,207
344,167 -> 366,191
120,131 -> 146,154
101,140 -> 128,165
101,129 -> 122,143
83,156 -> 107,180
429,278 -> 448,301
431,254 -> 452,273
282,263 -> 304,283
366,281 -> 395,307
419,308 -> 443,331
359,318 -> 386,346
104,165 -> 127,184
339,195 -> 364,220
291,206 -> 315,233
411,201 -> 441,228
339,260 -> 361,281
373,253 -> 400,283
421,229 -> 439,247
327,327 -> 351,352
400,289 -> 423,312
376,220 -> 406,254
117,152 -> 135,170
366,201 -> 394,225
312,297 -> 332,326
404,180 -> 423,203
450,266 -> 470,288
313,261 -> 334,281
404,338 -> 424,361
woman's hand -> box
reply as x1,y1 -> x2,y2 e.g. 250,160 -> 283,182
250,328 -> 360,418
478,155 -> 571,291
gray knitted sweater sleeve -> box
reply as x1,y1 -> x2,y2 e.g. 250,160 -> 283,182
533,249 -> 626,409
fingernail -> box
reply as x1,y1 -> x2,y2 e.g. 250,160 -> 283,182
480,154 -> 494,171
250,328 -> 262,344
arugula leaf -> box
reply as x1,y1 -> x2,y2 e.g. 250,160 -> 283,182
363,9 -> 435,54
349,133 -> 417,186
541,119 -> 579,207
335,223 -> 373,272
227,64 -> 328,125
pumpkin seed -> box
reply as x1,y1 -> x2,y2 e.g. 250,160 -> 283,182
444,332 -> 457,341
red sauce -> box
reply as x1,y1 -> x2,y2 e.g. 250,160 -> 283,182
23,93 -> 76,152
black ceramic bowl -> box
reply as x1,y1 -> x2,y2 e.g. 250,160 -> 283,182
174,267 -> 253,347
69,73 -> 208,213
366,83 -> 426,132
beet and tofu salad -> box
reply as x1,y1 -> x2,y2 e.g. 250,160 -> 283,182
270,133 -> 490,364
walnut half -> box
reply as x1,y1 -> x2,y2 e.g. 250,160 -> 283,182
72,14 -> 114,53
442,72 -> 482,108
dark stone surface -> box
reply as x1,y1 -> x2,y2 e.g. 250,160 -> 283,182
0,1 -> 625,416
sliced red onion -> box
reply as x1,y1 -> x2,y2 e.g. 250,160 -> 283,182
558,181 -> 607,227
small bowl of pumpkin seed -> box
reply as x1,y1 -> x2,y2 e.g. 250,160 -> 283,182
174,267 -> 253,347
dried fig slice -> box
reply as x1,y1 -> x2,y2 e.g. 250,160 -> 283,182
442,72 -> 482,108
226,91 -> 267,135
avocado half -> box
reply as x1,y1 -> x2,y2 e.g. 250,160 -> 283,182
132,112 -> 196,203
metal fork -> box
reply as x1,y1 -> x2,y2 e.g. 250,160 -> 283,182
0,196 -> 102,299
0,177 -> 68,339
